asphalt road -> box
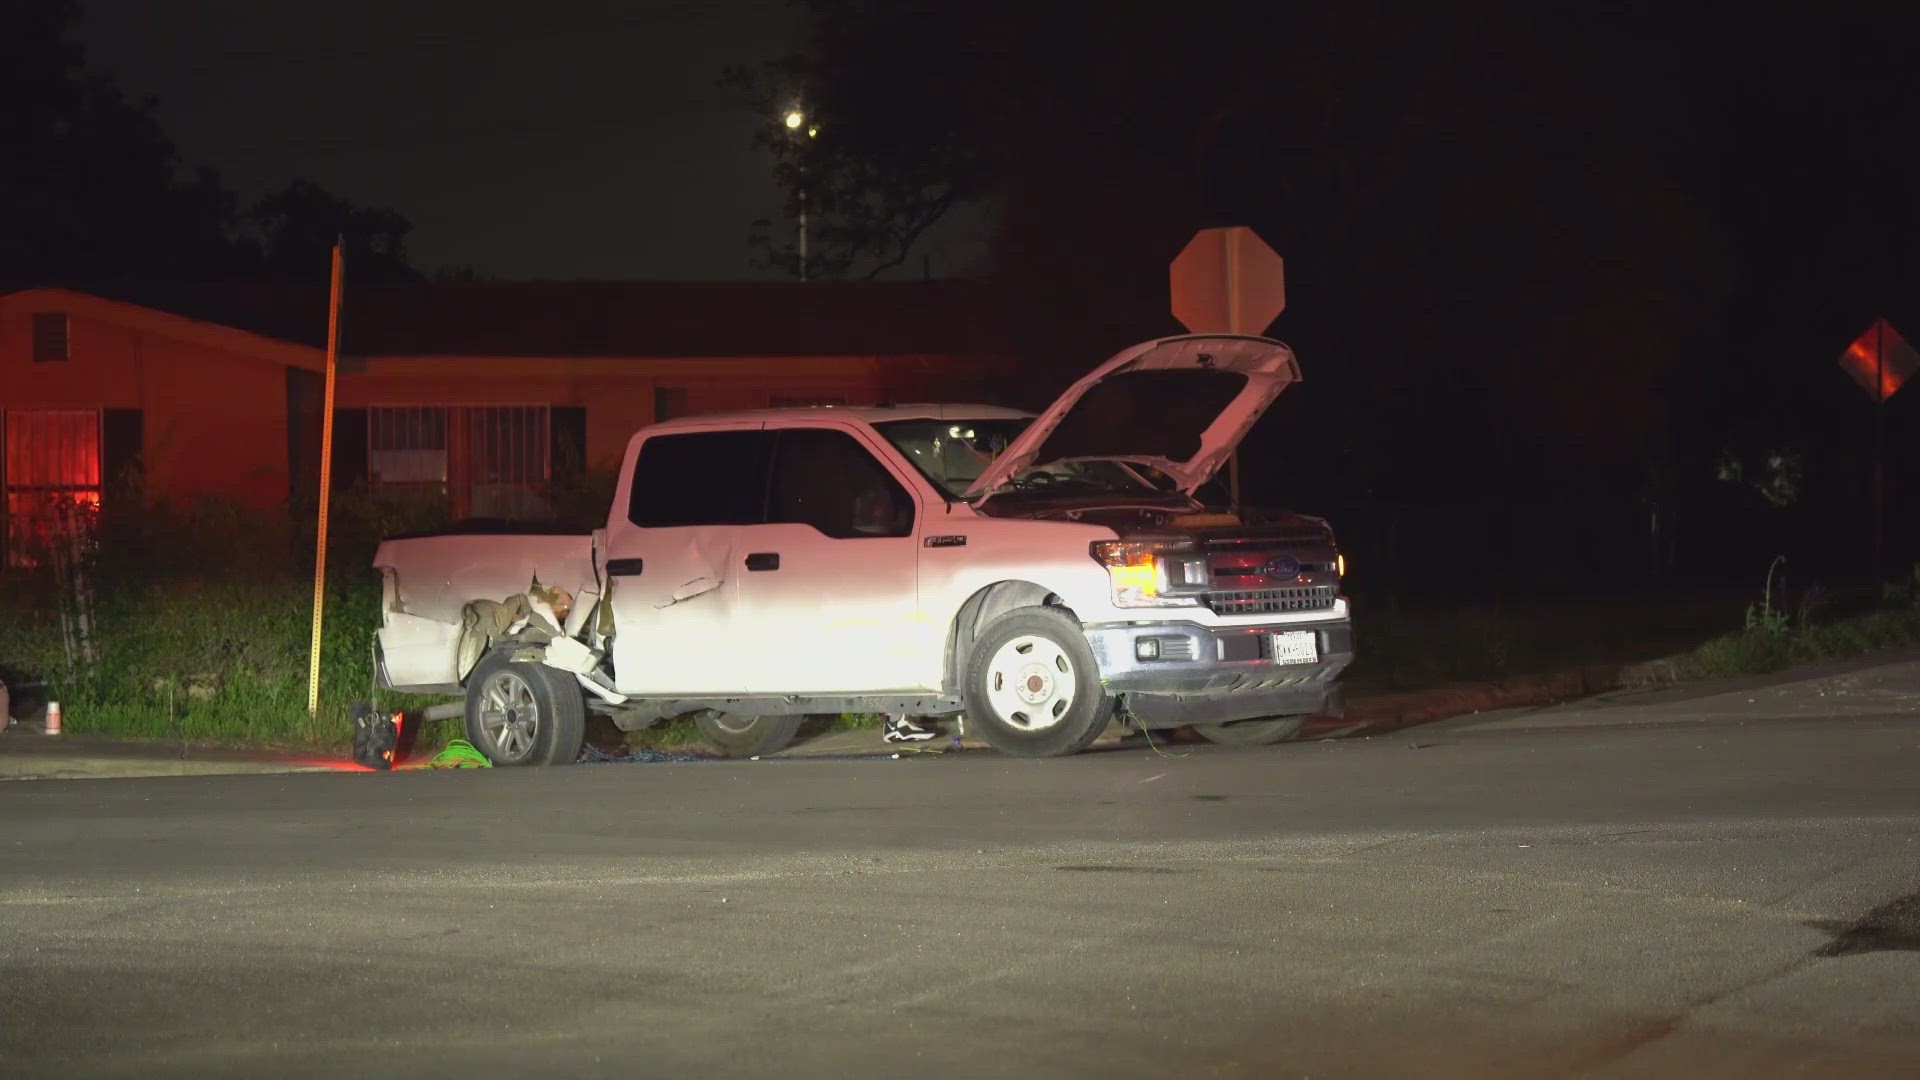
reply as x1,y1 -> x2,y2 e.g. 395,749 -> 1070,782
5,660 -> 1920,1079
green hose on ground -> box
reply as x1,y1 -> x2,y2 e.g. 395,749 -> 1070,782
402,738 -> 493,769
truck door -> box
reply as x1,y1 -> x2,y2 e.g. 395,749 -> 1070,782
601,426 -> 770,696
731,424 -> 932,695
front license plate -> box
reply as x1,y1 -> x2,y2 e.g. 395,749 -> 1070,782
1272,630 -> 1319,666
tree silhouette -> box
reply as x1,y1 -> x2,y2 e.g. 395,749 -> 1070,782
720,8 -> 987,280
0,0 -> 252,289
251,181 -> 421,285
0,0 -> 420,292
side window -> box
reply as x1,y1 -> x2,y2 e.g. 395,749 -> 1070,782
768,428 -> 915,539
627,430 -> 771,528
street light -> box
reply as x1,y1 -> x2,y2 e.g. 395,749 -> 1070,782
783,108 -> 818,280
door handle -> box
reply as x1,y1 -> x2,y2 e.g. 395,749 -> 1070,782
604,558 -> 644,577
745,552 -> 780,571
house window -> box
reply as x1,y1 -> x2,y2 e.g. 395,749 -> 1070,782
368,406 -> 449,492
366,405 -> 551,520
4,410 -> 101,567
467,405 -> 550,519
770,393 -> 850,408
32,314 -> 70,363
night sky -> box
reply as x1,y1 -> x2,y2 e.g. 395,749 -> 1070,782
75,0 -> 985,280
10,0 -> 1920,587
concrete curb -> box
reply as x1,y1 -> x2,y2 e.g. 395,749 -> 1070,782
0,725 -> 342,781
1301,661 -> 1669,739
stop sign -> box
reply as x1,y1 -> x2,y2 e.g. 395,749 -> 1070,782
1170,226 -> 1285,335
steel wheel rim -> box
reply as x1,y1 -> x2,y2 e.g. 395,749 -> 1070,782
479,669 -> 540,761
984,634 -> 1075,732
708,713 -> 759,736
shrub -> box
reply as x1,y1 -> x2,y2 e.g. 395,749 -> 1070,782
1681,557 -> 1920,679
1,490 -> 448,747
0,568 -> 437,745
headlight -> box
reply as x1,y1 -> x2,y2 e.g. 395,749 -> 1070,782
1090,540 -> 1210,608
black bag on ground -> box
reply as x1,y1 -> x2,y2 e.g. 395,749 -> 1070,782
350,703 -> 399,770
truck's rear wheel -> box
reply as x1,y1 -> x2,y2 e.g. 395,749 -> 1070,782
464,651 -> 586,766
1193,715 -> 1308,746
694,712 -> 802,758
963,606 -> 1112,758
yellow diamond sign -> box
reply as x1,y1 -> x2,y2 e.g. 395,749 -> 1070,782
1838,318 -> 1918,404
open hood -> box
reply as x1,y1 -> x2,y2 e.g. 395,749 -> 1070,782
964,334 -> 1302,499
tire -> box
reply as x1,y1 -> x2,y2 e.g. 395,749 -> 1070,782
1193,715 -> 1308,747
962,606 -> 1113,758
694,712 -> 803,758
463,650 -> 587,767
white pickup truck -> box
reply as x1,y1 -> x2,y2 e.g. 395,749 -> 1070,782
371,332 -> 1353,763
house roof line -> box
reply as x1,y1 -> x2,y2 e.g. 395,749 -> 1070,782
0,288 -> 327,373
6,279 -> 1023,363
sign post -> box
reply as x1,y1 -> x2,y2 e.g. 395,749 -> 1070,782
1837,317 -> 1918,582
1169,226 -> 1287,508
306,241 -> 345,717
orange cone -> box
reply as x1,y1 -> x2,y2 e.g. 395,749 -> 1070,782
45,700 -> 61,736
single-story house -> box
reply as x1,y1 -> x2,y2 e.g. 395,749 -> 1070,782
0,280 -> 1021,563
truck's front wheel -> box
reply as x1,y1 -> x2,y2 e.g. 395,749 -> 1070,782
464,651 -> 586,766
963,607 -> 1112,758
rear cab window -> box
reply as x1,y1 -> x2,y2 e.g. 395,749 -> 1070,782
627,430 -> 772,527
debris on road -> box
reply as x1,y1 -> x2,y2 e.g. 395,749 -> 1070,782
577,742 -> 705,765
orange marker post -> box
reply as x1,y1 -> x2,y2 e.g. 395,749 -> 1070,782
306,241 -> 344,717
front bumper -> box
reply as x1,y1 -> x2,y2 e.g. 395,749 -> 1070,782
1083,615 -> 1353,729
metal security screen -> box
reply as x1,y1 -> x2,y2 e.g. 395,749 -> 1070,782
368,406 -> 449,489
366,405 -> 550,520
467,406 -> 549,519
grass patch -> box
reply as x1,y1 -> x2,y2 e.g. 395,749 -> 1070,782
0,567 -> 889,753
0,569 -> 445,749
1678,561 -> 1920,678
1685,607 -> 1920,679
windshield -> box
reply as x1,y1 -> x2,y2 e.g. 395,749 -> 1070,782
873,418 -> 1161,499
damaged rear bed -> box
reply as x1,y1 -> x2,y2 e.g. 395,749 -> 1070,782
372,521 -> 603,697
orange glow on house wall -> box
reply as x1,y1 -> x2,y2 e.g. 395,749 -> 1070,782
2,288 -> 1023,547
2,297 -> 302,514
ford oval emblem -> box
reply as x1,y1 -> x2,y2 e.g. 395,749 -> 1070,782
1265,555 -> 1302,579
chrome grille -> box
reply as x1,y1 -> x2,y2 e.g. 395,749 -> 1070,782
1205,526 -> 1331,548
1206,584 -> 1338,615
1208,560 -> 1337,583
